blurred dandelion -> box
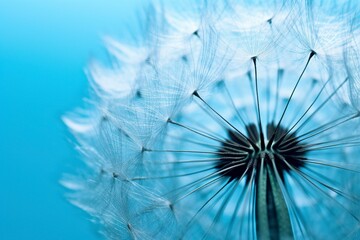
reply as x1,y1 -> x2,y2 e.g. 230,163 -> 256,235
63,0 -> 360,239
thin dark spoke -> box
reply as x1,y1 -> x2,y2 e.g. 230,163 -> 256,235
303,166 -> 360,202
173,175 -> 225,205
221,80 -> 249,127
193,91 -> 259,150
247,70 -> 259,123
236,156 -> 256,239
180,180 -> 231,238
145,148 -> 228,155
252,57 -> 265,150
130,166 -> 215,181
297,157 -> 360,173
277,153 -> 360,223
165,169 -> 225,199
148,156 -> 246,164
279,112 -> 359,148
225,179 -> 249,239
168,119 -> 236,147
166,133 -> 249,154
267,51 -> 316,148
286,170 -> 346,238
303,135 -> 360,148
292,79 -> 349,136
283,77 -> 337,136
272,68 -> 284,123
305,142 -> 360,151
201,180 -> 238,240
278,135 -> 360,153
164,156 -> 250,201
172,158 -> 249,203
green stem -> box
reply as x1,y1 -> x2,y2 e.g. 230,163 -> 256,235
256,163 -> 293,240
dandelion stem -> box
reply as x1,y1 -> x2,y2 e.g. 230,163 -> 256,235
256,155 -> 294,240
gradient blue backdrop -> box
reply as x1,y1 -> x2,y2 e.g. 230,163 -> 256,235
0,1 -> 144,239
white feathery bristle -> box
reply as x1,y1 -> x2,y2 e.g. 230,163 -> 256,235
62,1 -> 360,239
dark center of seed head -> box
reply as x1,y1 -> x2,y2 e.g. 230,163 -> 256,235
215,123 -> 307,181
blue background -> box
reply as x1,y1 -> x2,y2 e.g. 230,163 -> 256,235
0,1 -> 144,239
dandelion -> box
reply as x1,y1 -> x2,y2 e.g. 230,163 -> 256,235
63,0 -> 360,239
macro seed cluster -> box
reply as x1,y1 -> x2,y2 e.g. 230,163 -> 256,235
63,1 -> 360,239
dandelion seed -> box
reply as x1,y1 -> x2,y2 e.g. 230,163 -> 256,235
63,0 -> 360,239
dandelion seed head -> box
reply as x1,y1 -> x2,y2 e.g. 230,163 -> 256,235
64,0 -> 360,239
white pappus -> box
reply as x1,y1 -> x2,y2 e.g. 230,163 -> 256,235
62,0 -> 360,239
